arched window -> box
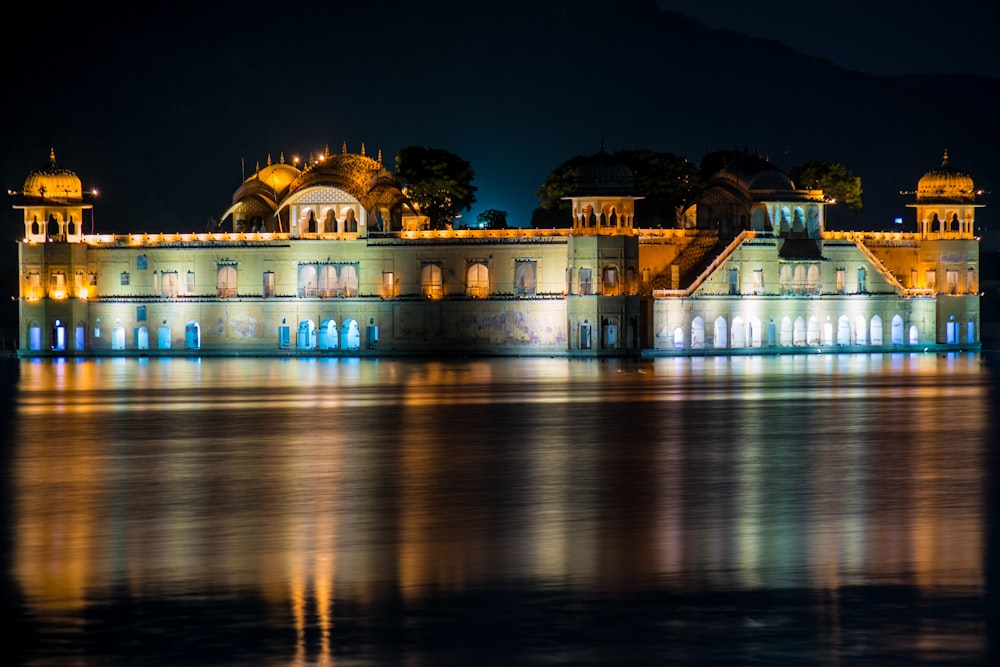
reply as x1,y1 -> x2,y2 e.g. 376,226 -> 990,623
421,263 -> 443,299
341,264 -> 359,297
318,264 -> 338,297
515,261 -> 537,296
298,264 -> 318,297
344,209 -> 358,234
467,262 -> 489,298
216,265 -> 237,297
322,208 -> 337,234
602,266 -> 620,296
792,265 -> 806,295
806,265 -> 820,294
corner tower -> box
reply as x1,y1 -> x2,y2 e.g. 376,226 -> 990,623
908,150 -> 981,239
12,149 -> 94,243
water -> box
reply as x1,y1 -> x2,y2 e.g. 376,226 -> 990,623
2,353 -> 998,665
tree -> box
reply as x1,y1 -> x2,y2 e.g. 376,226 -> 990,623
531,156 -> 589,228
789,160 -> 863,214
395,146 -> 477,230
476,209 -> 508,229
617,150 -> 702,227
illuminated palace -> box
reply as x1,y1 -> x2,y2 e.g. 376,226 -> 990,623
12,145 -> 981,357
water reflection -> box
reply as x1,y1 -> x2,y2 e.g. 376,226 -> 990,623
5,353 -> 993,664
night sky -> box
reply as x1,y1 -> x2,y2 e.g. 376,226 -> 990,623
2,0 -> 997,238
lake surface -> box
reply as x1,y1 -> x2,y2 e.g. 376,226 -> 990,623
2,353 -> 998,665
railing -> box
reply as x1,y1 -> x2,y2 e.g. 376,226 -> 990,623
652,231 -> 757,297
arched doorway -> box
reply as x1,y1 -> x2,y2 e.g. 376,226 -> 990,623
793,317 -> 806,346
837,316 -> 851,346
747,316 -> 762,348
298,320 -> 317,350
185,321 -> 201,350
807,316 -> 820,346
714,317 -> 728,348
891,315 -> 904,345
319,319 -> 339,350
158,325 -> 172,349
112,326 -> 126,351
854,316 -> 867,345
731,316 -> 746,348
870,315 -> 883,346
75,321 -> 86,351
341,319 -> 361,351
691,316 -> 705,349
780,317 -> 792,347
29,321 -> 42,351
52,319 -> 67,352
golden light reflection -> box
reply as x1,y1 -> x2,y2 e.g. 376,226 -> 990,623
8,354 -> 989,657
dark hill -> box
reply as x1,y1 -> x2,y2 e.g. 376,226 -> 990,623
1,0 -> 995,240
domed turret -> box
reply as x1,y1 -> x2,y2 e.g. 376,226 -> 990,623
23,148 -> 83,200
568,147 -> 636,197
916,150 -> 976,203
908,150 -> 982,239
563,145 -> 641,235
12,149 -> 93,242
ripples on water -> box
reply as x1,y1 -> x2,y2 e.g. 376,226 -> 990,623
2,353 -> 998,665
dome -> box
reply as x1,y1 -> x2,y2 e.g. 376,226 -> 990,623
256,161 -> 300,194
568,147 -> 635,197
917,150 -> 975,203
230,154 -> 302,205
749,168 -> 795,191
714,153 -> 789,191
285,149 -> 405,210
22,148 -> 83,200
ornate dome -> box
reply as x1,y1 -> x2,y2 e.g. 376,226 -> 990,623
749,168 -> 795,191
283,147 -> 405,211
257,159 -> 300,194
231,155 -> 302,204
23,148 -> 83,200
713,153 -> 791,192
917,150 -> 975,203
568,147 -> 635,197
